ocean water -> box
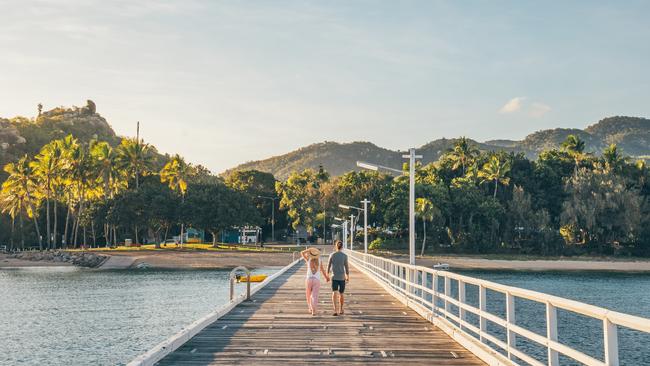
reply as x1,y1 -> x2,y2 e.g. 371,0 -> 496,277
0,267 -> 276,365
446,270 -> 650,365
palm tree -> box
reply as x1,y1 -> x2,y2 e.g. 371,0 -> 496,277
415,197 -> 438,256
2,156 -> 42,249
160,154 -> 193,247
115,137 -> 153,189
90,140 -> 123,246
449,137 -> 479,175
66,142 -> 97,247
602,144 -> 627,173
0,188 -> 27,249
561,134 -> 587,175
58,135 -> 79,247
31,141 -> 64,249
478,155 -> 511,198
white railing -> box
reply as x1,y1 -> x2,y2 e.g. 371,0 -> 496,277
347,250 -> 650,366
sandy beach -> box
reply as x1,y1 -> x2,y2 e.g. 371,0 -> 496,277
98,250 -> 295,269
0,250 -> 294,270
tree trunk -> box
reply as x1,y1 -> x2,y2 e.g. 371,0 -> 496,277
53,199 -> 58,249
180,224 -> 184,248
420,219 -> 427,257
73,194 -> 85,248
45,195 -> 51,249
91,221 -> 96,247
20,214 -> 25,249
64,197 -> 72,248
212,231 -> 218,247
24,192 -> 42,250
104,223 -> 109,247
135,225 -> 139,246
10,217 -> 15,251
493,179 -> 498,198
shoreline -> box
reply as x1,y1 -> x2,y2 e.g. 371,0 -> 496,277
1,250 -> 295,270
4,250 -> 650,272
402,255 -> 650,272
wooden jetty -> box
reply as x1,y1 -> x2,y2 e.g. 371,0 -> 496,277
155,262 -> 485,365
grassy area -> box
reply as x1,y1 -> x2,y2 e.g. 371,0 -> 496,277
66,243 -> 300,253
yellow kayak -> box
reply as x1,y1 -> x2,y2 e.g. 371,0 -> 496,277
237,274 -> 268,283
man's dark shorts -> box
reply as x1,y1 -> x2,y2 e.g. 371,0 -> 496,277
331,279 -> 346,293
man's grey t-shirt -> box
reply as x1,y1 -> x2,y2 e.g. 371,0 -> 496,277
327,251 -> 349,281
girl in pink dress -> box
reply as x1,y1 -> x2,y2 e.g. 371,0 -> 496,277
300,247 -> 330,316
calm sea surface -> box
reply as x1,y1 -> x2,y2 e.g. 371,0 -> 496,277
0,267 -> 277,366
451,270 -> 650,365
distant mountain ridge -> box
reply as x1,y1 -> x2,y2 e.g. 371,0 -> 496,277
223,116 -> 650,179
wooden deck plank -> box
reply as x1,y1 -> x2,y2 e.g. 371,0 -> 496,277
156,262 -> 486,365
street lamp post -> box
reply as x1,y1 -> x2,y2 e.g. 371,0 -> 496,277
334,217 -> 347,249
257,196 -> 277,242
339,200 -> 370,253
362,199 -> 369,253
357,148 -> 421,265
349,214 -> 355,250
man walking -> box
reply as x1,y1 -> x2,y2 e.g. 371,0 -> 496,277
327,240 -> 349,316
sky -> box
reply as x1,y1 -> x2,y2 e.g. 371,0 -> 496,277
1,0 -> 649,173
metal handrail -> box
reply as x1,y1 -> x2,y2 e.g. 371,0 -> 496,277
229,266 -> 251,301
346,250 -> 650,366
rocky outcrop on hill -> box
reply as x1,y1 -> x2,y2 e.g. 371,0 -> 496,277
8,250 -> 108,268
0,100 -> 121,179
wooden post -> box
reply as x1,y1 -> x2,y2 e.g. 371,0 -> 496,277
479,285 -> 487,343
444,276 -> 451,319
506,293 -> 516,359
604,319 -> 619,366
432,273 -> 438,316
546,303 -> 559,366
459,280 -> 466,330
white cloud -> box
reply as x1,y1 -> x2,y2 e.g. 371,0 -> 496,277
499,97 -> 551,118
499,97 -> 525,114
529,102 -> 551,118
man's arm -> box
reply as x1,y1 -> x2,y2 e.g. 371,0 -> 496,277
344,256 -> 349,281
327,255 -> 333,274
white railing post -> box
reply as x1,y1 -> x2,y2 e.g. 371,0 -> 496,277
506,292 -> 516,360
432,273 -> 438,316
479,284 -> 486,343
604,319 -> 619,366
546,303 -> 559,366
459,280 -> 466,330
444,276 -> 451,319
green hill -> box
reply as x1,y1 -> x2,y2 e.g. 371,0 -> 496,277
223,116 -> 650,179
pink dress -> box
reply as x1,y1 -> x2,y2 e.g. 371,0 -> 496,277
305,258 -> 321,311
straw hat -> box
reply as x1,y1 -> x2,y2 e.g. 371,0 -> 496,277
307,247 -> 321,259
